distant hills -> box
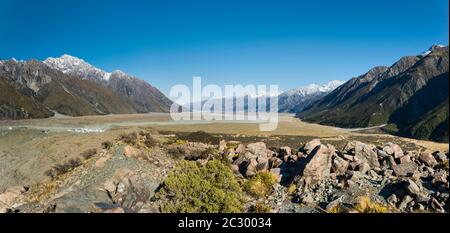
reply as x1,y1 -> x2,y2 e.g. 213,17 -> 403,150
0,55 -> 172,120
298,45 -> 449,142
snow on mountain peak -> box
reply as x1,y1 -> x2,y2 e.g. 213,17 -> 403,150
44,54 -> 111,81
284,80 -> 344,96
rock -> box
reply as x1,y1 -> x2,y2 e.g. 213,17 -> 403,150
430,197 -> 444,213
95,155 -> 111,168
219,139 -> 227,153
270,168 -> 282,182
279,146 -> 292,157
387,194 -> 398,206
375,148 -> 389,159
398,195 -> 413,210
388,156 -> 418,177
0,186 -> 25,212
342,154 -> 355,161
302,139 -> 321,155
326,197 -> 342,211
399,153 -> 412,164
123,145 -> 141,158
404,179 -> 421,197
269,157 -> 283,168
301,144 -> 335,185
418,152 -> 438,168
332,155 -> 349,176
433,151 -> 448,163
233,142 -> 272,178
431,171 -> 448,187
235,144 -> 245,155
103,207 -> 125,213
103,168 -> 149,212
353,141 -> 380,168
246,142 -> 272,157
299,192 -> 314,205
383,143 -> 404,158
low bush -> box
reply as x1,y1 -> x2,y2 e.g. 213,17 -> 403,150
251,202 -> 272,213
81,149 -> 97,159
157,160 -> 244,213
44,157 -> 82,179
101,141 -> 113,149
120,132 -> 138,145
244,171 -> 277,198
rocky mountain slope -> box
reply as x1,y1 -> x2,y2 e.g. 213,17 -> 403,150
0,56 -> 172,120
298,45 -> 449,142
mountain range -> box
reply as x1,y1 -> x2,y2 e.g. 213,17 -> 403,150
183,80 -> 344,113
298,45 -> 449,142
0,55 -> 172,120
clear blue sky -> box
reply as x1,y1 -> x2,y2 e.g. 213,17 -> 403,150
0,0 -> 448,95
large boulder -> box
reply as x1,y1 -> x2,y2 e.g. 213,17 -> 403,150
344,141 -> 380,171
302,139 -> 321,155
232,142 -> 272,178
301,144 -> 335,186
382,143 -> 404,158
418,152 -> 438,168
332,155 -> 349,176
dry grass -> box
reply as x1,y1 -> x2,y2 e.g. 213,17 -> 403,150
351,196 -> 391,213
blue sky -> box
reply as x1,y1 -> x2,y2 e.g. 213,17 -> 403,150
0,0 -> 448,95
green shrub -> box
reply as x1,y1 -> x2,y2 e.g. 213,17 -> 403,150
244,171 -> 277,198
157,160 -> 244,213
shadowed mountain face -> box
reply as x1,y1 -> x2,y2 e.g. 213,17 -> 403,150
0,56 -> 172,120
299,45 -> 449,142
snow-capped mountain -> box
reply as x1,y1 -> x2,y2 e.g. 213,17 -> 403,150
278,80 -> 344,113
283,80 -> 344,96
44,54 -> 112,82
43,54 -> 172,113
183,80 -> 344,113
420,45 -> 446,57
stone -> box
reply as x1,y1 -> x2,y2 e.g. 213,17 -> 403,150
232,142 -> 272,178
431,171 -> 448,187
404,179 -> 421,197
279,146 -> 292,157
398,195 -> 413,210
270,168 -> 281,182
0,186 -> 25,212
399,154 -> 411,164
353,141 -> 380,168
269,157 -> 283,168
219,139 -> 227,153
387,194 -> 398,206
301,144 -> 335,185
383,143 -> 404,158
433,151 -> 448,163
342,154 -> 355,162
418,152 -> 438,168
302,139 -> 321,155
332,155 -> 349,176
388,155 -> 418,177
103,207 -> 125,213
123,145 -> 141,158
